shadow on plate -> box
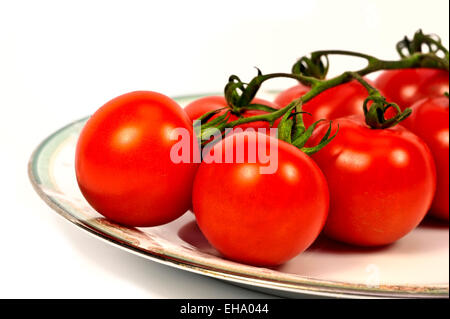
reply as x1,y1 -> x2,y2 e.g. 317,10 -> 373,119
177,220 -> 220,256
306,235 -> 392,254
419,215 -> 449,230
177,219 -> 392,257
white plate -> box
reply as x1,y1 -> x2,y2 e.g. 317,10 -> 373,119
28,94 -> 449,298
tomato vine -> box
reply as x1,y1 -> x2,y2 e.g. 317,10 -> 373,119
197,30 -> 449,149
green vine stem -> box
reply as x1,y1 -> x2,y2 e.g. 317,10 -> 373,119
200,30 -> 449,145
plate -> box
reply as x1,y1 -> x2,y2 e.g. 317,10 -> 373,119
28,94 -> 449,299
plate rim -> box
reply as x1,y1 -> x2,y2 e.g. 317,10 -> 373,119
28,96 -> 449,299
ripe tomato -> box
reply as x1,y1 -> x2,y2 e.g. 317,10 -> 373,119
309,116 -> 436,246
184,96 -> 280,131
75,91 -> 199,227
184,96 -> 229,121
374,68 -> 449,109
274,80 -> 371,127
402,96 -> 449,221
192,131 -> 329,266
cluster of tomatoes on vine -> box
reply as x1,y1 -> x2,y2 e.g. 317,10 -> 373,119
75,30 -> 449,266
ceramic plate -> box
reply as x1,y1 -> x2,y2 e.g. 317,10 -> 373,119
28,94 -> 449,299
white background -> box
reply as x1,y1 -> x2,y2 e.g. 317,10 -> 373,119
0,0 -> 448,298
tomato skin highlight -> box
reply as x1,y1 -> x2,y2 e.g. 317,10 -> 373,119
75,91 -> 199,227
274,80 -> 371,127
193,131 -> 329,266
309,117 -> 437,246
184,96 -> 280,130
374,68 -> 449,109
402,96 -> 449,221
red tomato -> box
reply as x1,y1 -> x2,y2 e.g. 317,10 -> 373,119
184,96 -> 280,131
184,96 -> 229,121
193,131 -> 329,266
273,83 -> 309,109
75,91 -> 199,227
374,68 -> 449,109
402,96 -> 449,221
309,116 -> 436,246
274,80 -> 371,127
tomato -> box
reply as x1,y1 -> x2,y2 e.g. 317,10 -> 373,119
184,96 -> 229,121
274,80 -> 372,127
273,83 -> 309,109
192,131 -> 329,266
402,96 -> 449,221
75,91 -> 199,227
309,116 -> 436,246
374,68 -> 449,109
184,96 -> 280,131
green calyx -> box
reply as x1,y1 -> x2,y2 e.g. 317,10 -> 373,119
224,68 -> 320,115
292,53 -> 330,81
194,109 -> 231,145
278,100 -> 338,155
397,29 -> 449,70
363,94 -> 412,129
224,69 -> 273,113
347,72 -> 412,129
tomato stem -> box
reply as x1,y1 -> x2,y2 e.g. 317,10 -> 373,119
200,30 -> 449,146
